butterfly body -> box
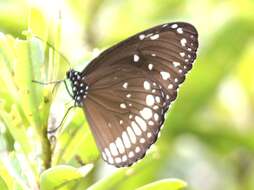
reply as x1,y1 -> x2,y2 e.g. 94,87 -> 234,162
66,22 -> 199,167
66,69 -> 88,107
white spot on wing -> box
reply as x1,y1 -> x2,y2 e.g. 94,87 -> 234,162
127,127 -> 137,143
109,143 -> 118,156
123,82 -> 128,89
122,155 -> 127,162
154,113 -> 159,121
160,71 -> 171,80
180,52 -> 185,57
177,28 -> 183,34
140,107 -> 153,120
134,54 -> 140,62
150,34 -> 159,40
135,116 -> 147,131
135,146 -> 141,153
108,157 -> 114,164
148,64 -> 154,70
128,151 -> 134,158
153,105 -> 159,110
120,103 -> 127,109
171,24 -> 178,29
131,122 -> 142,136
155,96 -> 160,103
115,137 -> 125,154
122,131 -> 131,148
147,132 -> 152,138
102,152 -> 107,160
146,33 -> 153,37
139,34 -> 145,40
140,138 -> 145,143
104,148 -> 111,159
181,38 -> 187,47
115,157 -> 121,163
144,81 -> 151,90
146,94 -> 155,106
168,84 -> 174,89
148,121 -> 154,126
126,94 -> 131,98
173,61 -> 180,67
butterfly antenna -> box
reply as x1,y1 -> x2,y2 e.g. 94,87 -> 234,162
33,35 -> 72,68
47,105 -> 75,134
32,79 -> 64,95
32,79 -> 64,85
64,99 -> 74,107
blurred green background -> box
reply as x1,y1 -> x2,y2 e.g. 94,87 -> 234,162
0,0 -> 254,190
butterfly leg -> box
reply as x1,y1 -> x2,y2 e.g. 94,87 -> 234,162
47,105 -> 75,134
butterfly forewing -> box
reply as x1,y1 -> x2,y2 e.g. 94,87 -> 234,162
77,22 -> 198,167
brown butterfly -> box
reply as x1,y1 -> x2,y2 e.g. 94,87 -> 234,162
64,22 -> 198,167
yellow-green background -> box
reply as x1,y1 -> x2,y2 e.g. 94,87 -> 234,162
0,0 -> 253,190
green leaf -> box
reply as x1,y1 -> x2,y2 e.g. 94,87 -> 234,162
136,179 -> 187,190
0,175 -> 8,190
28,5 -> 48,40
40,164 -> 93,190
51,109 -> 99,165
87,147 -> 163,190
0,33 -> 51,174
0,153 -> 30,190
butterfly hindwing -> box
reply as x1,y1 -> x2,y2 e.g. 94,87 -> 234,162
84,67 -> 166,167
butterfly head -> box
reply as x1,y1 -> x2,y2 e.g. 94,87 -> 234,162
66,69 -> 88,106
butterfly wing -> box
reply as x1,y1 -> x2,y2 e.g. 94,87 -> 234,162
82,22 -> 198,167
84,67 -> 166,167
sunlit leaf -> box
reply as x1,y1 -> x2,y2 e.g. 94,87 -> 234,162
40,164 -> 93,190
87,147 -> 162,190
0,175 -> 8,190
136,179 -> 187,190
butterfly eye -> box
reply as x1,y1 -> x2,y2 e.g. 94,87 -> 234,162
66,70 -> 71,78
66,69 -> 76,79
65,22 -> 198,167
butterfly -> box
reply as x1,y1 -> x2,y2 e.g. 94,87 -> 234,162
64,22 -> 198,167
